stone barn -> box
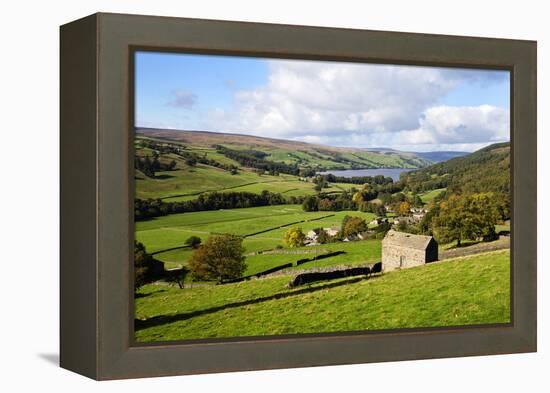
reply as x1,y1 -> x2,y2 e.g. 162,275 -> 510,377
381,230 -> 438,272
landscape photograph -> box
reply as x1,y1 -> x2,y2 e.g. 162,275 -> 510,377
133,51 -> 511,343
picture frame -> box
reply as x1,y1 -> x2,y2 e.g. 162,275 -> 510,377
60,12 -> 537,380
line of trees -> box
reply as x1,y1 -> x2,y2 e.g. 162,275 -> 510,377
302,192 -> 357,212
215,145 -> 300,176
320,173 -> 394,185
135,190 -> 290,220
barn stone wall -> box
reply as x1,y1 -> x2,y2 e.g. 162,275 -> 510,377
381,244 -> 427,272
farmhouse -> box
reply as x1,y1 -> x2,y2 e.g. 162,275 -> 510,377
382,230 -> 438,272
305,227 -> 340,245
369,217 -> 388,226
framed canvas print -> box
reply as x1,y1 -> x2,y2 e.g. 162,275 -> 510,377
60,13 -> 537,380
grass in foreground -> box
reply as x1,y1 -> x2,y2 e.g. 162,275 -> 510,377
135,249 -> 510,342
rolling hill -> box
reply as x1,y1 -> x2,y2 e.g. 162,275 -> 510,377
401,142 -> 510,196
137,128 -> 435,170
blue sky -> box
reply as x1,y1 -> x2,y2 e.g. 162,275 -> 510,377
135,51 -> 510,152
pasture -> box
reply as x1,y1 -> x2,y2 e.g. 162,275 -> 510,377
419,188 -> 447,203
136,204 -> 377,271
135,249 -> 510,342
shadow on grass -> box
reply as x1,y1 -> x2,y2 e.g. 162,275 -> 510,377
135,289 -> 166,299
135,275 -> 380,331
445,240 -> 482,250
154,174 -> 175,180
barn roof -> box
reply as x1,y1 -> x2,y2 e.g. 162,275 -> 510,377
382,230 -> 434,250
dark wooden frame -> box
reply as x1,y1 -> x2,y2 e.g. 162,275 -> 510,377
60,12 -> 537,380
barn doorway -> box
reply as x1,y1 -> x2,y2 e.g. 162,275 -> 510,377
399,255 -> 406,267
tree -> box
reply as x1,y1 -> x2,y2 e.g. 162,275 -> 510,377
352,191 -> 365,204
316,228 -> 330,244
302,195 -> 319,212
398,201 -> 411,216
318,198 -> 335,211
134,241 -> 157,292
419,203 -> 440,235
188,234 -> 246,283
184,235 -> 202,249
412,194 -> 423,207
283,227 -> 306,248
432,193 -> 500,246
378,192 -> 392,205
342,216 -> 368,238
392,192 -> 406,203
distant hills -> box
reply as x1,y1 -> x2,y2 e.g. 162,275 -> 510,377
414,151 -> 468,163
137,128 -> 468,170
364,148 -> 467,163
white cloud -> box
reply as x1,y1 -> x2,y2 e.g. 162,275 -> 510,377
201,60 -> 509,151
398,105 -> 509,144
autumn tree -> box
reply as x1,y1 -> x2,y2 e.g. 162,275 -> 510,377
432,193 -> 500,246
284,227 -> 306,248
341,216 -> 368,238
188,234 -> 246,283
318,198 -> 335,211
398,201 -> 411,216
352,191 -> 365,205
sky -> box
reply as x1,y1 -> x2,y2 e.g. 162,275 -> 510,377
135,51 -> 510,152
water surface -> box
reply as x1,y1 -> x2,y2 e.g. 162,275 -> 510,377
319,168 -> 414,181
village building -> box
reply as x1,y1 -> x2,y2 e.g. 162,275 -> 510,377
410,207 -> 427,222
381,230 -> 438,272
343,231 -> 371,242
392,216 -> 415,226
304,227 -> 340,245
369,217 -> 388,226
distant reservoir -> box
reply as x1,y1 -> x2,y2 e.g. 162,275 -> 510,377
318,168 -> 415,181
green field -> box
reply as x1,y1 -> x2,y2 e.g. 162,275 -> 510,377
134,133 -> 511,344
136,159 -> 357,202
419,188 -> 446,203
136,204 -> 376,270
135,133 -> 433,202
135,249 -> 510,342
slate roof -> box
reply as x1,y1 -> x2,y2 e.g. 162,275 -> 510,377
382,230 -> 434,250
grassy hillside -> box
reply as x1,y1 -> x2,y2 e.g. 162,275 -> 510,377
135,249 -> 510,342
402,142 -> 510,195
137,128 -> 433,170
135,138 -> 361,201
